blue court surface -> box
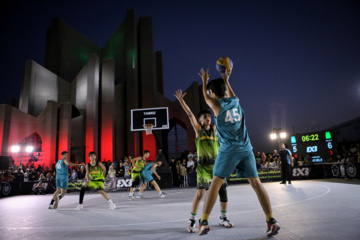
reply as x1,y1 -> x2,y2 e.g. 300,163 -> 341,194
0,180 -> 359,240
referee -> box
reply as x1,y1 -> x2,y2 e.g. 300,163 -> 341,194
279,143 -> 294,184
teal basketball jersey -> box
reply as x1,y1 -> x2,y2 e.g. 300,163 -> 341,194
142,162 -> 154,174
56,159 -> 69,176
215,97 -> 252,151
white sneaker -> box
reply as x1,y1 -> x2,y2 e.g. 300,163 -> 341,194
135,195 -> 142,199
219,217 -> 234,228
48,204 -> 54,209
187,219 -> 196,233
128,195 -> 134,201
160,192 -> 166,198
109,202 -> 116,210
74,204 -> 84,211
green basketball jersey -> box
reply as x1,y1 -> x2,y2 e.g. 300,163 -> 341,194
88,162 -> 104,181
132,158 -> 146,173
195,126 -> 219,164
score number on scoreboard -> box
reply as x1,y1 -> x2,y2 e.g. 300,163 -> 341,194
290,131 -> 335,162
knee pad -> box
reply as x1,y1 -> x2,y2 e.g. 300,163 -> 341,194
218,185 -> 228,202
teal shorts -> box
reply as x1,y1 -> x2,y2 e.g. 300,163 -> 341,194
56,175 -> 68,190
213,149 -> 258,178
141,171 -> 154,183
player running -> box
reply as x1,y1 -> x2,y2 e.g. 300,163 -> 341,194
49,151 -> 84,209
197,68 -> 280,237
74,151 -> 116,211
137,151 -> 166,199
174,90 -> 234,233
128,150 -> 149,200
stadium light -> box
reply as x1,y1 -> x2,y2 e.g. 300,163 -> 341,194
25,146 -> 34,153
11,145 -> 20,153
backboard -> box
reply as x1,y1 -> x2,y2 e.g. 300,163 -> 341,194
131,107 -> 169,132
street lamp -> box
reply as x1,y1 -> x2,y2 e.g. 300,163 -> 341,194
10,145 -> 33,168
270,128 -> 287,149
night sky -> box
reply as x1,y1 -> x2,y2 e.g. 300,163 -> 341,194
1,0 -> 359,153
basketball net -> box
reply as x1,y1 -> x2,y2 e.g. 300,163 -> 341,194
143,124 -> 154,135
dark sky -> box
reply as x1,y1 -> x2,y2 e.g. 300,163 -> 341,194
1,0 -> 359,152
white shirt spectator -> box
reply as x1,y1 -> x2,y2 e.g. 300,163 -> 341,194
187,159 -> 195,168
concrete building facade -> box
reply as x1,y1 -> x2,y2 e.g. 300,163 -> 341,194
0,10 -> 208,169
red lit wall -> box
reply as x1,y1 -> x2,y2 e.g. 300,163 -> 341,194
142,131 -> 156,162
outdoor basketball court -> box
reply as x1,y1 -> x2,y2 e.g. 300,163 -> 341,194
1,180 -> 359,240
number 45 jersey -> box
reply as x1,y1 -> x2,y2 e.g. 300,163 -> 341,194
215,97 -> 252,152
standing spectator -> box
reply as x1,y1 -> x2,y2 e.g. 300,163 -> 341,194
117,161 -> 125,177
78,166 -> 86,180
39,173 -> 46,181
261,152 -> 267,165
279,143 -> 294,184
24,168 -> 30,182
10,160 -> 17,170
186,157 -> 195,173
124,161 -> 131,178
169,157 -> 179,187
107,165 -> 117,191
255,152 -> 261,170
178,159 -> 187,187
187,151 -> 194,159
273,150 -> 279,163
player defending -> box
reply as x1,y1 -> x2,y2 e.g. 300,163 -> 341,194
174,90 -> 234,233
137,158 -> 166,198
128,150 -> 149,200
49,151 -> 84,209
74,152 -> 116,210
198,68 -> 280,236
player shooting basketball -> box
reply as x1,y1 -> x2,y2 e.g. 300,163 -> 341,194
174,89 -> 234,233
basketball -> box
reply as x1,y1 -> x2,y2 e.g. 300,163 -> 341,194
216,57 -> 233,74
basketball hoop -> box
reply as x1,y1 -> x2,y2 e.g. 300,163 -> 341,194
143,124 -> 154,135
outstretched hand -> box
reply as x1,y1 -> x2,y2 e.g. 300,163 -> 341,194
174,89 -> 187,101
198,68 -> 210,84
221,68 -> 232,82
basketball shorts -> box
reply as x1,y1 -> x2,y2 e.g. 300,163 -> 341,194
141,171 -> 154,183
56,175 -> 69,190
88,180 -> 105,190
196,163 -> 213,190
213,149 -> 259,178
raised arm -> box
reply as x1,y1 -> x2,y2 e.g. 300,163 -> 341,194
151,163 -> 161,180
222,69 -> 236,98
198,68 -> 221,117
174,89 -> 201,136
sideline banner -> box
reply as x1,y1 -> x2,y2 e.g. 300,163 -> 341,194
67,177 -> 132,192
227,167 -> 282,183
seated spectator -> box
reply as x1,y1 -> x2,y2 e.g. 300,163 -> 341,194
107,164 -> 116,178
297,156 -> 304,166
33,181 -> 45,195
69,168 -> 78,181
38,173 -> 46,181
304,154 -> 312,165
4,171 -> 15,182
261,152 -> 267,165
45,172 -> 52,181
28,168 -> 38,181
177,159 -> 187,187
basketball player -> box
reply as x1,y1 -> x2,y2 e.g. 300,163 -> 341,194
174,90 -> 234,233
128,150 -> 149,200
197,68 -> 280,236
48,151 -> 85,209
137,158 -> 166,198
74,152 -> 116,210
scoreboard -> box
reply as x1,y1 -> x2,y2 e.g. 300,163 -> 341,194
290,131 -> 336,162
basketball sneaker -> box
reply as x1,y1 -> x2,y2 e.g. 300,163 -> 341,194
135,195 -> 142,199
128,195 -> 134,201
219,217 -> 235,228
74,204 -> 84,211
198,219 -> 210,236
109,202 -> 116,210
53,196 -> 59,209
48,204 -> 54,209
266,218 -> 280,236
160,192 -> 166,198
187,219 -> 196,233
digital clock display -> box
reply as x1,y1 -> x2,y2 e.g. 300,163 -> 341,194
290,131 -> 336,162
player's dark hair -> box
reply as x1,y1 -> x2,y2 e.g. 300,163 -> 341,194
156,159 -> 163,163
144,150 -> 150,154
197,109 -> 212,119
283,143 -> 288,148
60,151 -> 68,156
88,151 -> 96,157
206,78 -> 226,98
